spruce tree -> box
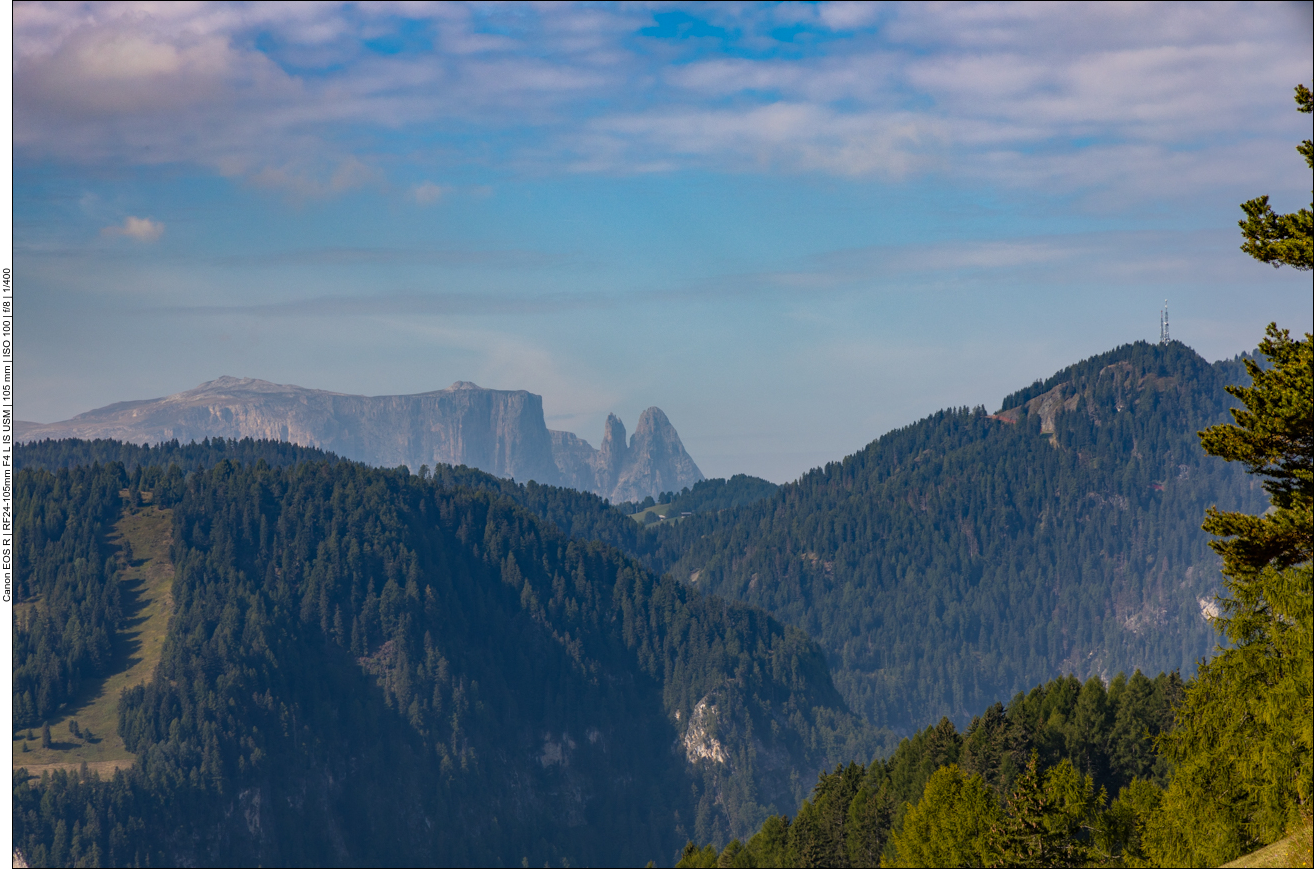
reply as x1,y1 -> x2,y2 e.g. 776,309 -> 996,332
1237,85 -> 1312,271
1144,83 -> 1314,867
985,753 -> 1099,869
844,779 -> 894,867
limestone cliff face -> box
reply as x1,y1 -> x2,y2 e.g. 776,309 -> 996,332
548,408 -> 704,503
548,430 -> 601,492
21,377 -> 703,501
610,407 -> 705,503
19,377 -> 560,484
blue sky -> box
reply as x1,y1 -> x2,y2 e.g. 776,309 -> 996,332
14,1 -> 1313,482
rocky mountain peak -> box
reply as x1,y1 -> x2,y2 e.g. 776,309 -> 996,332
630,406 -> 675,445
600,414 -> 629,474
20,379 -> 704,502
611,407 -> 703,503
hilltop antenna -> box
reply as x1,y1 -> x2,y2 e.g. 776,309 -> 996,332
1159,299 -> 1170,345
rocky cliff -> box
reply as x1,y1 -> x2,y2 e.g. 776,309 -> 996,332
549,409 -> 705,503
19,377 -> 703,501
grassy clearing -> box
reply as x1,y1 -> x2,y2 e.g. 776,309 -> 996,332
1224,821 -> 1314,868
12,506 -> 175,776
628,504 -> 688,525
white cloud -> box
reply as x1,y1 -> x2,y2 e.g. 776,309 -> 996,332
10,1 -> 1312,206
580,103 -> 940,177
102,216 -> 165,242
816,2 -> 883,31
245,156 -> 385,200
411,181 -> 445,205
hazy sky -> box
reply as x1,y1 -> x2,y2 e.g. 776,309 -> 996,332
15,1 -> 1313,482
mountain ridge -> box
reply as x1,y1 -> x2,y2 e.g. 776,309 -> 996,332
17,377 -> 704,503
11,448 -> 888,865
642,340 -> 1267,733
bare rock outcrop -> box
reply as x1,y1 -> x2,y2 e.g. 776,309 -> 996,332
20,377 -> 703,502
548,408 -> 704,503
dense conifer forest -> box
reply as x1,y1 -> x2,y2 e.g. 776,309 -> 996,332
12,338 -> 1306,867
617,475 -> 782,517
12,452 -> 886,866
643,342 -> 1268,732
675,669 -> 1183,867
12,463 -> 127,726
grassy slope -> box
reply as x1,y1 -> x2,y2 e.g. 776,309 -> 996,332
629,504 -> 687,524
12,505 -> 175,776
1223,821 -> 1314,868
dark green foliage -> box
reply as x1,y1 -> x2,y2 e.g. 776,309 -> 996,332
1236,84 -> 1312,271
623,476 -> 780,516
678,841 -> 720,867
961,670 -> 1181,802
1142,326 -> 1314,865
14,457 -> 886,866
12,767 -> 155,868
18,438 -> 656,568
647,341 -> 1265,732
12,462 -> 128,726
426,463 -> 653,557
844,769 -> 895,867
16,436 -> 342,473
1200,326 -> 1313,577
679,670 -> 1178,867
983,753 -> 1100,868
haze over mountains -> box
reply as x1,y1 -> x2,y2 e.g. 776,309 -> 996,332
640,340 -> 1265,732
11,338 -> 1277,867
17,377 -> 704,503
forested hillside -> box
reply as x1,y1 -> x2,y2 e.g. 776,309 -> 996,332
618,475 -> 781,518
12,453 -> 888,866
676,669 -> 1184,867
11,339 -> 1289,864
18,340 -> 1269,745
17,437 -> 653,573
644,342 -> 1267,732
12,463 -> 127,727
15,436 -> 344,473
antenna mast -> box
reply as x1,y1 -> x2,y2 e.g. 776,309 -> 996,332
1159,299 -> 1170,345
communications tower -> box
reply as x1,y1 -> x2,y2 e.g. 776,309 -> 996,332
1159,300 -> 1170,345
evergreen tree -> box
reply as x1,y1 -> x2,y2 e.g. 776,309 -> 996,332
985,753 -> 1100,868
645,342 -> 1267,734
680,671 -> 1179,868
887,764 -> 999,868
1143,84 -> 1314,867
844,777 -> 894,867
676,841 -> 719,867
1144,330 -> 1313,864
1237,85 -> 1312,271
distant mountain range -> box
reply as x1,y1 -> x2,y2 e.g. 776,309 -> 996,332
11,339 -> 1275,867
17,377 -> 704,503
